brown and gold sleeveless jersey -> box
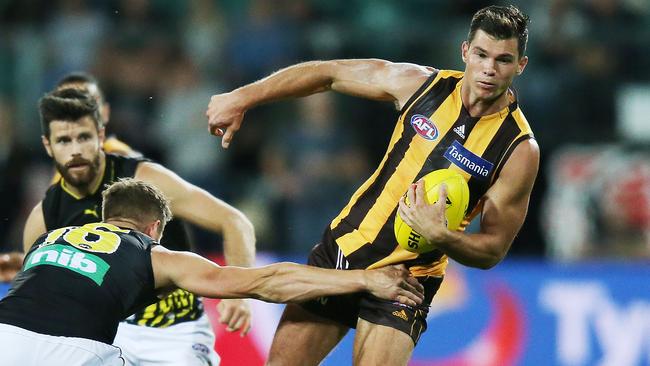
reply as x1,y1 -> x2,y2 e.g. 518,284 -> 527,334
328,69 -> 534,276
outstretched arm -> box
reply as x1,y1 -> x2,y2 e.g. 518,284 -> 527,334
135,162 -> 255,334
151,246 -> 424,306
206,59 -> 434,148
398,139 -> 540,269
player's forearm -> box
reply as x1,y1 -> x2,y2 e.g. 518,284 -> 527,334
433,231 -> 509,269
247,262 -> 367,303
222,213 -> 256,267
233,61 -> 335,109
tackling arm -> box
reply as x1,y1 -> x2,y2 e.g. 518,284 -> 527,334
151,246 -> 424,306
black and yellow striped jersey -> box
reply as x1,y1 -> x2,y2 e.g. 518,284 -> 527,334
42,153 -> 203,328
329,69 -> 534,276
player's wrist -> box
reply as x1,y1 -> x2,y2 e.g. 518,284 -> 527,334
426,227 -> 456,250
234,85 -> 262,110
359,270 -> 372,293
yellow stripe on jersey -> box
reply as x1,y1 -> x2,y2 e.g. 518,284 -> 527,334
511,107 -> 533,135
463,110 -> 509,160
409,256 -> 449,277
103,137 -> 136,156
335,76 -> 462,256
329,113 -> 406,231
330,71 -> 446,231
366,242 -> 448,277
366,245 -> 418,269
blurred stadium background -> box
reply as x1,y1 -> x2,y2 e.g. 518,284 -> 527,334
1,0 -> 650,365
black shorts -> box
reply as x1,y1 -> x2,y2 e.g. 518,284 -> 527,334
300,229 -> 443,345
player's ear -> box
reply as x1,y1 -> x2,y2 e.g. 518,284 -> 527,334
41,135 -> 53,157
144,219 -> 162,240
516,55 -> 528,76
461,41 -> 469,63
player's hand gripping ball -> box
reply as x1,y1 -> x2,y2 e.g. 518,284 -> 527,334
394,169 -> 469,253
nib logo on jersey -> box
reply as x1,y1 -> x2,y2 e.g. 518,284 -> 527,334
444,140 -> 494,180
410,114 -> 439,141
25,244 -> 110,285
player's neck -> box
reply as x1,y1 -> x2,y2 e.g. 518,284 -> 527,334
104,218 -> 141,232
105,218 -> 158,240
461,84 -> 512,117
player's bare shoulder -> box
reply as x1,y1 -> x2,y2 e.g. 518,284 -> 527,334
385,62 -> 438,110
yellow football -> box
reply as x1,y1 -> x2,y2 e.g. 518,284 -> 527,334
394,168 -> 470,253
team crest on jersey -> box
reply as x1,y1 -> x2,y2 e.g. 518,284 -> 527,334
444,140 -> 494,179
410,114 -> 439,141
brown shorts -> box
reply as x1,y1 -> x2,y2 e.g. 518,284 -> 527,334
300,229 -> 443,345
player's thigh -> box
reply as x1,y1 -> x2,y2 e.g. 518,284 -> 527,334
353,318 -> 414,366
266,304 -> 349,366
352,275 -> 444,365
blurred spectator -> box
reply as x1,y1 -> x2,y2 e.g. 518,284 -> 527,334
534,0 -> 646,148
93,0 -> 173,158
223,0 -> 303,86
45,0 -> 108,79
155,53 -> 226,192
543,145 -> 650,260
253,94 -> 370,252
182,0 -> 229,80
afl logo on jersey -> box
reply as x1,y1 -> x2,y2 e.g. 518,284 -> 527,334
410,114 -> 439,141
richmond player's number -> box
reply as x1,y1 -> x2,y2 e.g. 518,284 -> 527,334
43,223 -> 129,254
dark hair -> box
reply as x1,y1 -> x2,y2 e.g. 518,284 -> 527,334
102,178 -> 172,234
468,5 -> 530,57
56,71 -> 106,104
39,88 -> 102,138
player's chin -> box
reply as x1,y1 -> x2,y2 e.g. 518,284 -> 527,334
476,87 -> 499,100
64,173 -> 94,186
